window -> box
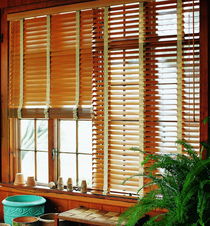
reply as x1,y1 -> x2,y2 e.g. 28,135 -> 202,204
8,0 -> 200,196
20,119 -> 48,183
58,120 -> 92,186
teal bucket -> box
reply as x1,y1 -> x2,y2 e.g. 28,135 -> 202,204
2,195 -> 46,225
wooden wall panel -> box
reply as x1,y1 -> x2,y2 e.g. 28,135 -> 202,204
45,197 -> 69,213
0,9 -> 9,183
0,0 -> 95,11
0,190 -> 8,217
102,205 -> 121,213
68,200 -> 91,210
0,186 -> 135,220
0,9 -> 1,182
7,0 -> 91,7
0,0 -> 7,8
200,0 -> 210,158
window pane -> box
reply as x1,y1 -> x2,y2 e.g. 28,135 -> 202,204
60,120 -> 76,153
37,152 -> 48,183
20,120 -> 35,150
78,154 -> 92,187
60,153 -> 76,185
21,151 -> 35,179
78,121 -> 92,154
36,120 -> 48,151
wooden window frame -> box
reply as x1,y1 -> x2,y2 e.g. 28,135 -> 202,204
18,118 -> 50,183
1,0 -> 209,196
10,118 -> 93,188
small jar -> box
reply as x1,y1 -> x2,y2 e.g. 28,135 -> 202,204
57,177 -> 64,190
67,178 -> 73,192
26,176 -> 36,187
81,180 -> 87,193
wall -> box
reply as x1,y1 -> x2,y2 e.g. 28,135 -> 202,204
0,0 -> 94,10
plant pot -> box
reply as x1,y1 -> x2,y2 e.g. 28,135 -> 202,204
2,195 -> 46,225
12,216 -> 39,226
39,213 -> 66,226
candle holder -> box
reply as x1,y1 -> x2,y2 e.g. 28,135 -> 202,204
67,178 -> 73,192
57,177 -> 64,190
81,180 -> 87,193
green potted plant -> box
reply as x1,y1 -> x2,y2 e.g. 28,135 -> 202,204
118,140 -> 210,226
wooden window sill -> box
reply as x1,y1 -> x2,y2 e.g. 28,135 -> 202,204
0,183 -> 137,209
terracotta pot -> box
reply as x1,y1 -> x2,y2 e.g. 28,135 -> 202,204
26,176 -> 36,187
14,173 -> 25,186
12,216 -> 39,226
39,213 -> 67,226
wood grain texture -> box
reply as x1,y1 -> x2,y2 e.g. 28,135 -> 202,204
0,9 -> 1,183
200,0 -> 210,158
1,0 -> 94,9
56,207 -> 122,226
0,185 -> 135,220
0,0 -> 7,8
0,10 -> 10,183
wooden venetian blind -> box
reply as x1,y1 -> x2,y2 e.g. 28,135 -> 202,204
9,21 -> 20,109
8,0 -> 200,195
51,12 -> 76,109
24,17 -> 47,108
92,8 -> 105,191
92,0 -> 200,195
9,11 -> 93,119
108,3 -> 142,193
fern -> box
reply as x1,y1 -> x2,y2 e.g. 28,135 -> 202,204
119,140 -> 210,226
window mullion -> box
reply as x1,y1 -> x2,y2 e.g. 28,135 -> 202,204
76,120 -> 79,186
34,119 -> 37,181
48,119 -> 57,182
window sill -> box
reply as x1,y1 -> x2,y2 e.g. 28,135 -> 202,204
0,183 -> 137,208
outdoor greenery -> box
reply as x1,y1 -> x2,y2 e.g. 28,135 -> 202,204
119,140 -> 210,226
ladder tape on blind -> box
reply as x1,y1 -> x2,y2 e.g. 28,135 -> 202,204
177,0 -> 183,152
18,18 -> 24,119
103,6 -> 109,195
138,2 -> 144,194
75,11 -> 81,120
73,10 -> 80,120
45,15 -> 51,119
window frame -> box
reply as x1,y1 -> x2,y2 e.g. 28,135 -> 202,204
12,118 -> 93,187
19,118 -> 49,183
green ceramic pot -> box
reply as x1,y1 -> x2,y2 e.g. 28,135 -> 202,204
2,195 -> 46,225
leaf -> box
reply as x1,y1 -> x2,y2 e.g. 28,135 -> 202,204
203,116 -> 210,125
